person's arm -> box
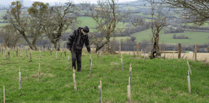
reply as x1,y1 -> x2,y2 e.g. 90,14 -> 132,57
67,30 -> 76,51
85,35 -> 91,53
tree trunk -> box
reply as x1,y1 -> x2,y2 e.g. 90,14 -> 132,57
150,33 -> 160,59
53,42 -> 60,51
22,33 -> 34,50
32,40 -> 38,50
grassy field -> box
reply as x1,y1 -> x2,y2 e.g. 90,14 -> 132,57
123,6 -> 138,10
131,28 -> 209,45
0,50 -> 209,102
64,17 -> 128,33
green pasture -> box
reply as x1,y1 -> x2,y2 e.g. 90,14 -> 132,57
0,50 -> 208,102
131,28 -> 209,45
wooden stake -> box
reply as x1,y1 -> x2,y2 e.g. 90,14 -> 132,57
3,86 -> 5,103
19,67 -> 21,90
127,85 -> 131,103
187,70 -> 191,93
195,44 -> 197,61
100,52 -> 101,62
39,50 -> 41,58
129,63 -> 132,86
173,52 -> 174,60
144,50 -> 146,62
38,63 -> 40,81
140,49 -> 142,56
20,50 -> 22,57
121,53 -> 123,70
30,52 -> 32,61
119,41 -> 121,54
178,43 -> 181,59
68,56 -> 70,67
8,51 -> 10,60
90,57 -> 92,76
73,72 -> 77,92
26,50 -> 28,57
55,51 -> 57,61
159,44 -> 161,52
65,44 -> 66,51
164,53 -> 165,59
98,80 -> 102,103
187,60 -> 192,75
104,44 -> 106,52
92,44 -> 94,53
61,49 -> 62,58
137,42 -> 139,57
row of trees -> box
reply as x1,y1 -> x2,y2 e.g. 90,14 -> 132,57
1,0 -> 209,58
1,1 -> 78,50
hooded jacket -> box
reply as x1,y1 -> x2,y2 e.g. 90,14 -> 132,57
66,27 -> 91,52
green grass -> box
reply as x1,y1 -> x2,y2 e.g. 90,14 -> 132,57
134,13 -> 158,18
77,17 -> 98,29
0,50 -> 209,102
131,28 -> 209,45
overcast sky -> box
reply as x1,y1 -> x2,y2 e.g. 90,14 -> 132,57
1,0 -> 138,7
30,0 -> 137,4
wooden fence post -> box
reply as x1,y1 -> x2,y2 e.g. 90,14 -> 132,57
3,86 -> 5,103
159,44 -> 161,51
104,44 -> 106,52
65,44 -> 66,51
92,44 -> 94,53
195,44 -> 197,61
119,40 -> 121,54
98,80 -> 102,103
19,67 -> 21,90
137,42 -> 139,56
178,43 -> 181,59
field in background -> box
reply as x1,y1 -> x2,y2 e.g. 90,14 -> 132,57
114,51 -> 209,62
182,23 -> 209,27
0,50 -> 209,102
131,28 -> 209,45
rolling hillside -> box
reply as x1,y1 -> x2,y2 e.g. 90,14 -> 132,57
131,28 -> 209,45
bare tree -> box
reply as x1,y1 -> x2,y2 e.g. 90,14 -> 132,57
81,0 -> 130,53
164,0 -> 209,26
42,2 -> 78,51
148,0 -> 169,59
27,2 -> 49,50
3,1 -> 35,49
0,25 -> 21,48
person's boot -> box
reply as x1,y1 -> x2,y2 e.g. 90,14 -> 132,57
77,69 -> 81,72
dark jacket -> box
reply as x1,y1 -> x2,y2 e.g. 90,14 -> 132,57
66,27 -> 91,53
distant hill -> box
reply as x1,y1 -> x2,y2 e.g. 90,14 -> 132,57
119,0 -> 148,5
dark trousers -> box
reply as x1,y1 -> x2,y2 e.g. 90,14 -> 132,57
71,50 -> 82,71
